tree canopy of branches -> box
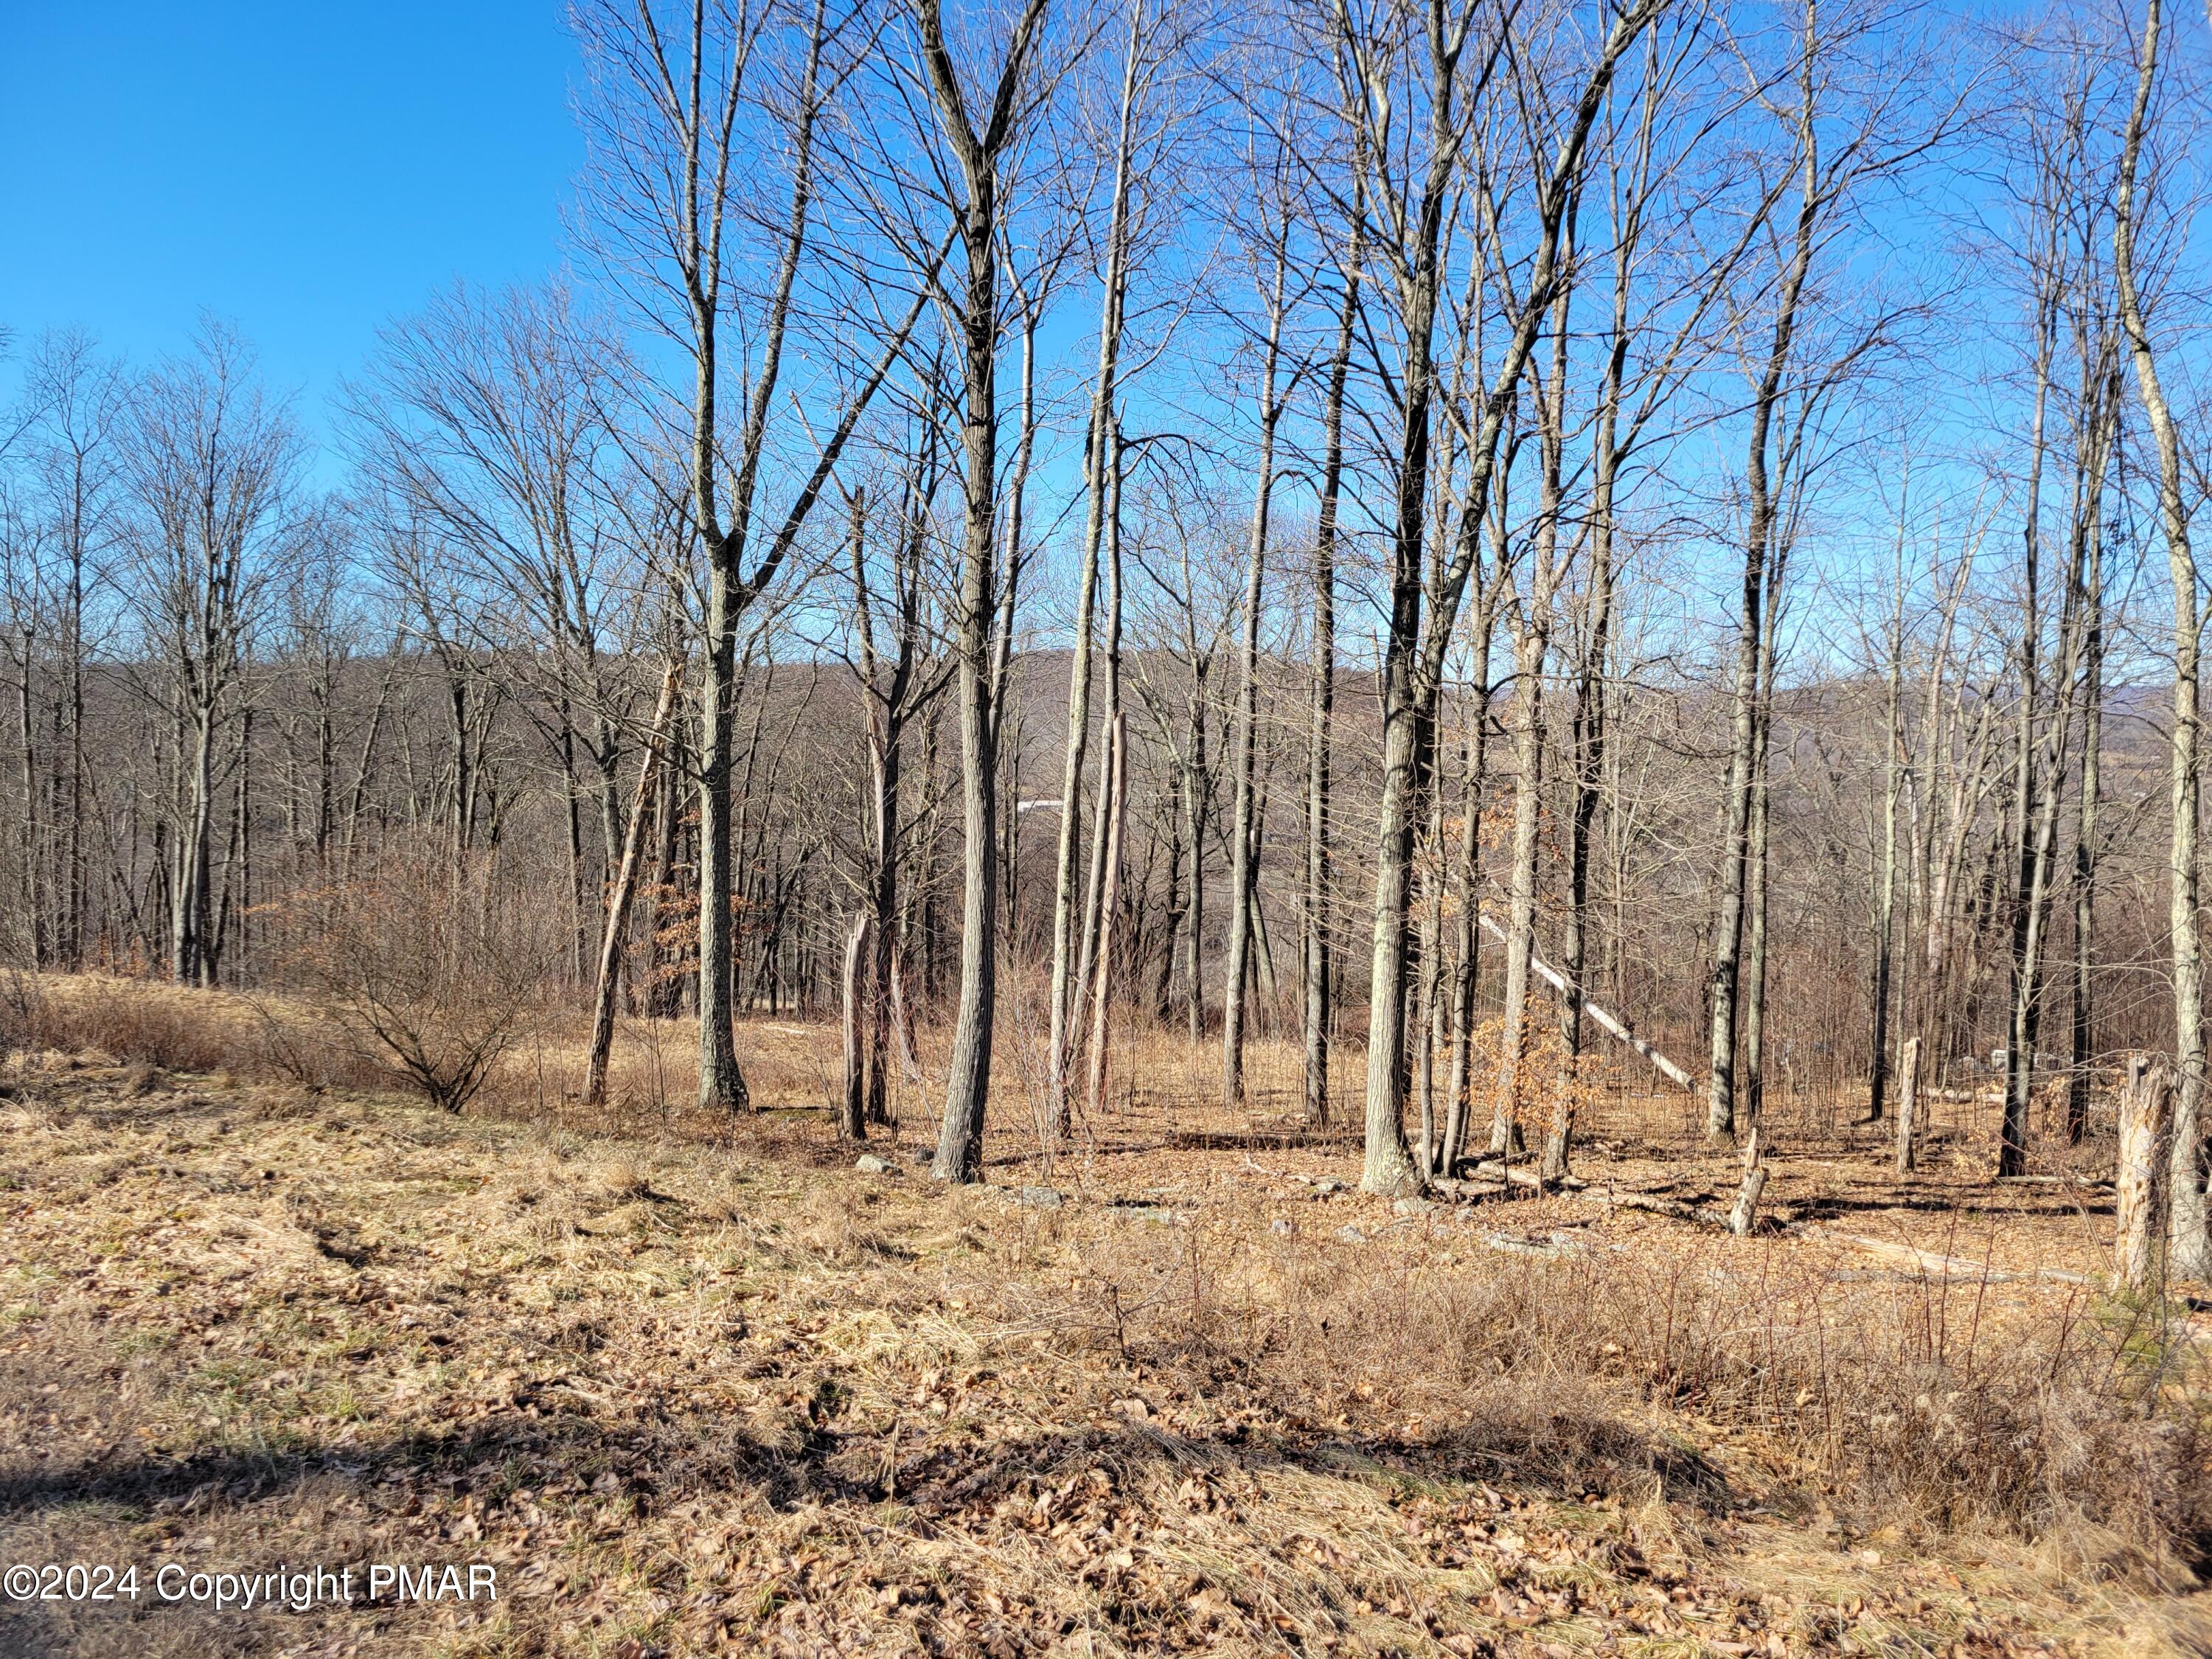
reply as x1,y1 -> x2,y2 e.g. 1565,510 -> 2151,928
2,0 -> 2210,1262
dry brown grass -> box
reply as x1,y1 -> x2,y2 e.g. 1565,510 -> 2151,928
0,973 -> 765,1130
1175,1213 -> 2209,1557
4,975 -> 2211,1655
1,1059 -> 2209,1653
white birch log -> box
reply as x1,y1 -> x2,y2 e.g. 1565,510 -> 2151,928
1478,911 -> 1695,1092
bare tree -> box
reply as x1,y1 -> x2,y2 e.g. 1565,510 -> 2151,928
1048,0 -> 1162,1116
584,657 -> 682,1107
2113,0 -> 2205,1274
16,333 -> 124,970
1332,0 -> 1663,1193
1222,195 -> 1294,1111
840,408 -> 956,1138
1302,156 -> 1363,1129
126,323 -> 302,987
576,0 -> 931,1113
1704,0 -> 1965,1137
902,0 -> 1057,1183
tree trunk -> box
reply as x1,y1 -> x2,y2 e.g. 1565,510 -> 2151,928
1868,531 -> 1905,1123
1048,23 -> 1141,1113
1708,84 -> 1818,1139
1742,695 -> 1774,1124
1491,622 -> 1547,1157
2070,408 -> 2108,1144
841,911 -> 872,1139
1084,436 -> 1129,1123
2000,283 -> 2058,1176
2114,0 -> 2202,1271
1155,769 -> 1185,1023
1439,637 -> 1492,1176
696,567 -> 750,1110
1552,478 -> 1615,1181
1708,519 -> 1767,1140
1086,710 -> 1127,1122
1415,773 -> 1447,1176
919,0 -> 1046,1180
1495,280 -> 1573,1158
585,662 -> 681,1109
1894,1034 -> 1921,1174
1183,683 -> 1208,1043
866,705 -> 903,1128
1304,187 -> 1360,1130
177,704 -> 216,986
1223,234 -> 1289,1110
1728,1129 -> 1768,1237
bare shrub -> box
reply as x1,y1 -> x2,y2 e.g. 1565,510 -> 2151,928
271,849 -> 557,1113
242,992 -> 387,1093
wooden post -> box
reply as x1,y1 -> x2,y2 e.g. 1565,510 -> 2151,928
1894,1036 -> 1922,1175
2114,1054 -> 2169,1293
1728,1127 -> 1768,1237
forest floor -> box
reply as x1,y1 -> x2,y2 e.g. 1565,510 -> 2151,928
1,1038 -> 2210,1658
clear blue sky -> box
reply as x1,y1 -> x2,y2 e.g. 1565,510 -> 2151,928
0,0 -> 582,456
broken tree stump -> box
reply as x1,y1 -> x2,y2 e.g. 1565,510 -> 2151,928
1728,1128 -> 1769,1237
2114,1054 -> 2169,1293
1894,1036 -> 1921,1175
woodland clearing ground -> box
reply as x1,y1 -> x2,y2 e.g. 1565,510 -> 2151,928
0,981 -> 2210,1655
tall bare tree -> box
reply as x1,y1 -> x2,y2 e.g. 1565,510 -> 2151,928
127,324 -> 301,987
1048,0 -> 1161,1116
2114,0 -> 2205,1274
1222,200 -> 1293,1110
577,0 -> 931,1113
1334,0 -> 1663,1193
905,0 -> 1057,1183
1303,163 -> 1363,1129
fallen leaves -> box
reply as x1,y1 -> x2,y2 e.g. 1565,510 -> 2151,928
0,1053 -> 2197,1657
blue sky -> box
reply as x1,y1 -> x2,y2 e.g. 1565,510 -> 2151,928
0,0 -> 583,459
